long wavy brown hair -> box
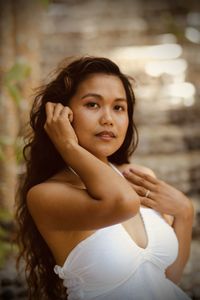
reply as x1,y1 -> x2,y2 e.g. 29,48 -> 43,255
15,56 -> 139,299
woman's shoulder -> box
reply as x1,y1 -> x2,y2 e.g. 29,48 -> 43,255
116,162 -> 156,178
26,170 -> 85,213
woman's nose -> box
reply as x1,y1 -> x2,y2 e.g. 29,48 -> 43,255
99,108 -> 113,125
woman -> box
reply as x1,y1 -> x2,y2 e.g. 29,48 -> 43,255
16,56 -> 194,300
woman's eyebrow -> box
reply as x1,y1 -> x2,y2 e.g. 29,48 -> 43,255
81,93 -> 127,102
114,98 -> 127,102
81,93 -> 102,100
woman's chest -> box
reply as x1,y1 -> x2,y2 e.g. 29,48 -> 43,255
121,211 -> 148,249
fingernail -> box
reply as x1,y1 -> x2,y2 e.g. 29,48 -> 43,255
122,170 -> 129,176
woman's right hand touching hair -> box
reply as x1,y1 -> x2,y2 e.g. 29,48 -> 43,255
44,102 -> 78,152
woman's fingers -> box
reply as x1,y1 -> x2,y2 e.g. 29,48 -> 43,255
128,182 -> 155,199
123,169 -> 156,192
130,168 -> 158,184
53,103 -> 65,120
123,167 -> 192,217
122,168 -> 160,209
60,106 -> 73,123
45,102 -> 56,123
140,197 -> 156,209
44,102 -> 78,146
45,102 -> 73,124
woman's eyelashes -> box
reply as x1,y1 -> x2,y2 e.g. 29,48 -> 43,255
114,105 -> 126,111
85,102 -> 99,109
84,102 -> 126,112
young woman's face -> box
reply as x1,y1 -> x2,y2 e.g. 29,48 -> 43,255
69,73 -> 129,163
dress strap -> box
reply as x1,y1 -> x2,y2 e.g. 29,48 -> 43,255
109,162 -> 123,177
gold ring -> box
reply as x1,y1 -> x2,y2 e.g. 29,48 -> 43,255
145,190 -> 150,198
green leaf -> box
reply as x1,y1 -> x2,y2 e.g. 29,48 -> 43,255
6,83 -> 22,106
4,63 -> 31,84
0,146 -> 5,161
40,0 -> 50,7
14,136 -> 24,164
0,135 -> 15,146
0,208 -> 13,221
0,136 -> 15,161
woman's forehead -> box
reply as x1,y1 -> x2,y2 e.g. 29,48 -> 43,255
76,73 -> 126,96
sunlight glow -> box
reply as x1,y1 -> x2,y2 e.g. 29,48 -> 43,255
167,82 -> 195,98
185,27 -> 200,43
162,82 -> 196,107
111,44 -> 182,60
110,42 -> 196,108
145,59 -> 187,77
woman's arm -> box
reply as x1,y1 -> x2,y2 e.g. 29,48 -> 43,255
165,203 -> 194,283
27,103 -> 140,231
122,166 -> 194,283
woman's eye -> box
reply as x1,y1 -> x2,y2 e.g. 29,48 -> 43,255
114,105 -> 125,111
85,102 -> 99,108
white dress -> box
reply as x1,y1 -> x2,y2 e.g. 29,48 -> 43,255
54,164 -> 191,300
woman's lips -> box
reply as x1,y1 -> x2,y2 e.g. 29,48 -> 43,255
95,131 -> 116,141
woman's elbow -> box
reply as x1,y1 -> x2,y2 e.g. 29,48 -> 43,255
119,192 -> 140,216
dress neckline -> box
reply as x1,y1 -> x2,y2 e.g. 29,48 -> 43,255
56,162 -> 150,270
55,206 -> 150,271
109,162 -> 150,251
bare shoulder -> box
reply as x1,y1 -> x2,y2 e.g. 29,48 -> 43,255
26,169 -> 84,222
27,181 -> 93,230
26,170 -> 137,231
26,181 -> 67,222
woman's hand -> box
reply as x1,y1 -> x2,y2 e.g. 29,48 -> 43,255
122,167 -> 193,219
44,102 -> 78,150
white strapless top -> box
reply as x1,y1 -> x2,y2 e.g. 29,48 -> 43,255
54,164 -> 191,300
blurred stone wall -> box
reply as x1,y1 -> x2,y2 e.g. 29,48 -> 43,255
0,0 -> 200,299
38,0 -> 200,297
0,0 -> 43,210
40,0 -> 200,221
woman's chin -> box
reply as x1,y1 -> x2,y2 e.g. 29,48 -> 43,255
89,148 -> 118,161
79,141 -> 121,160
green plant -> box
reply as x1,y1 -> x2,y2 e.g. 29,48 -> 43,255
0,62 -> 31,162
3,62 -> 31,106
